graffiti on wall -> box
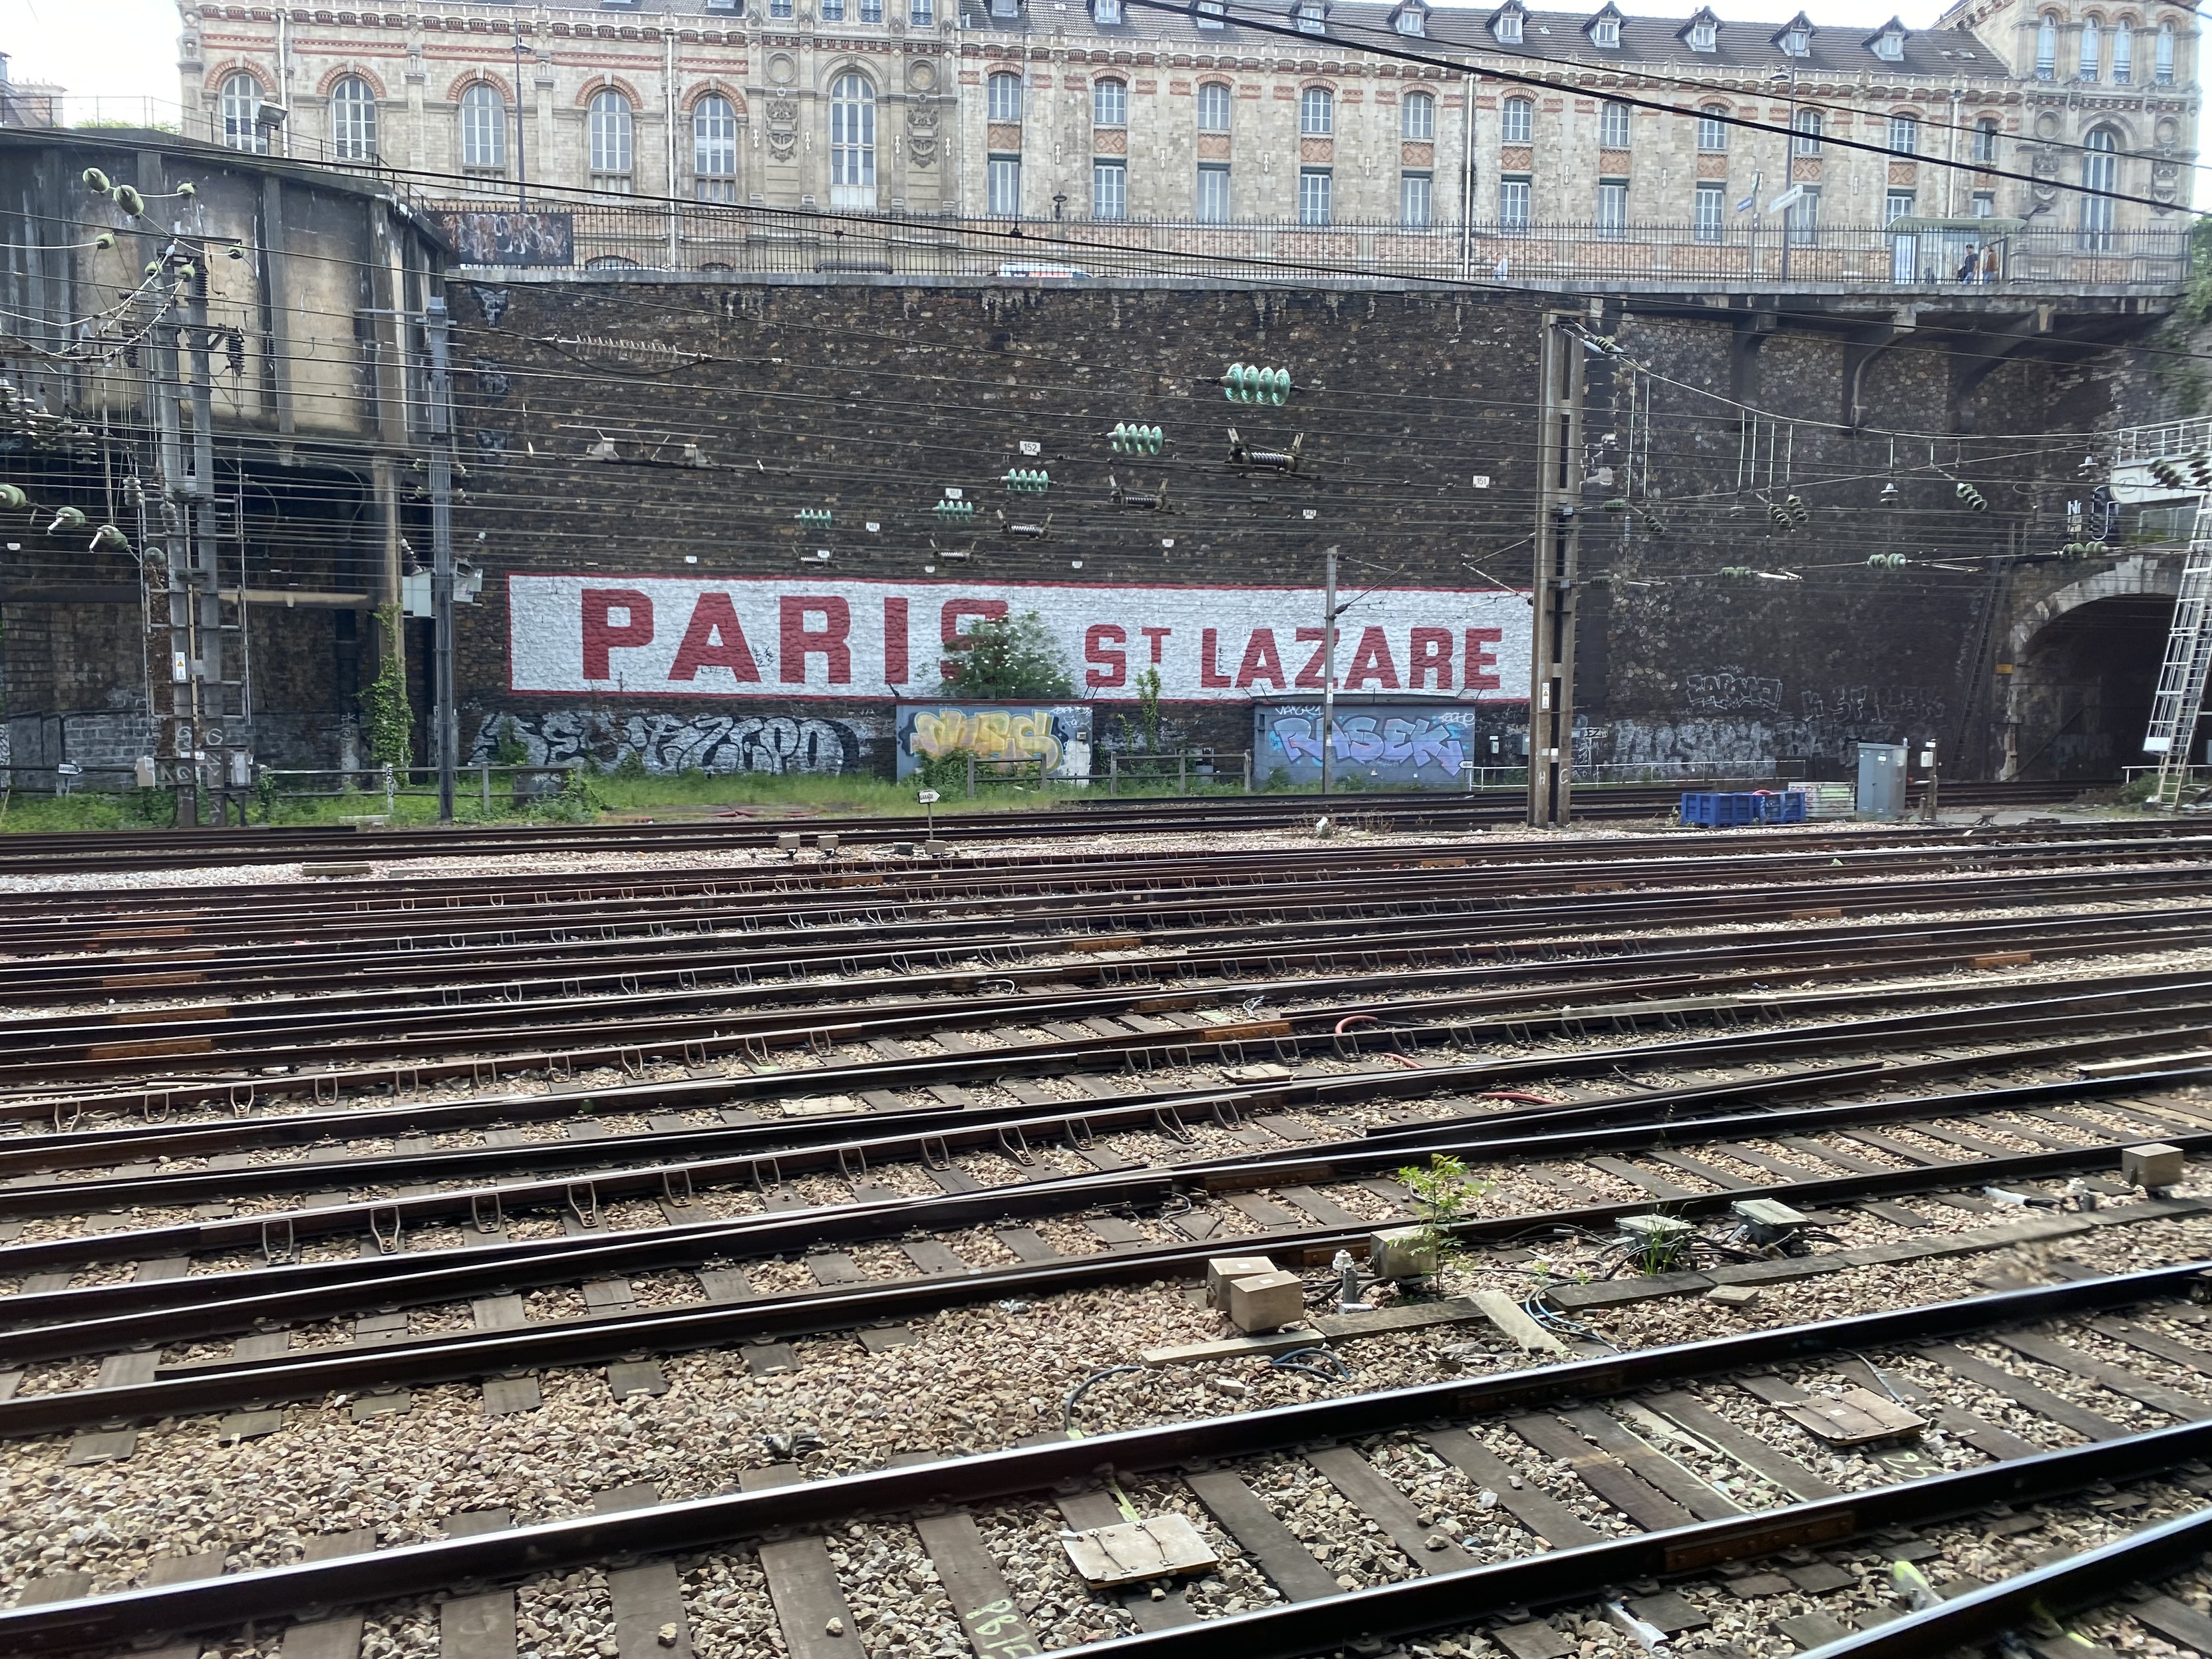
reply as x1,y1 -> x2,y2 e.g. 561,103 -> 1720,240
1256,704 -> 1476,788
506,574 -> 1529,704
470,708 -> 874,775
1682,669 -> 1784,714
894,703 -> 1093,780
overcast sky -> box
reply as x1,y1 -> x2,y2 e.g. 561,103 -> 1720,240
9,0 -> 1966,108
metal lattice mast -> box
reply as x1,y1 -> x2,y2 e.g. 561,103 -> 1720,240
2145,498 -> 2212,808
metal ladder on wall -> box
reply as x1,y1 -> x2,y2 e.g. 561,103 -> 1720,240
2145,496 -> 2212,808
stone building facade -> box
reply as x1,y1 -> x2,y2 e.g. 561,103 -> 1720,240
179,0 -> 2196,240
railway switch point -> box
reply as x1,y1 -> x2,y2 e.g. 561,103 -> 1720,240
1203,1255 -> 1277,1307
2124,1143 -> 2187,1192
1225,1271 -> 1305,1334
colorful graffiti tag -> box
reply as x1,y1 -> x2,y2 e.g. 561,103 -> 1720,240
895,702 -> 1094,781
1255,704 -> 1476,789
470,708 -> 872,775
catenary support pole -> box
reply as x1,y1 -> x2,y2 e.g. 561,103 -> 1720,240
1321,544 -> 1339,797
427,299 -> 457,824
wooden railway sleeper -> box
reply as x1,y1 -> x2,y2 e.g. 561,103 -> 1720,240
368,1205 -> 402,1255
261,1216 -> 295,1265
660,1167 -> 694,1207
567,1181 -> 600,1229
997,1124 -> 1034,1165
470,1191 -> 503,1233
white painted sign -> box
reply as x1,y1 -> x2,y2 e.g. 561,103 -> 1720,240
506,574 -> 1531,703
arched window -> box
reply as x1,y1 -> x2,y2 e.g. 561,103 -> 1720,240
219,73 -> 264,152
2112,19 -> 2133,81
1600,100 -> 1631,147
2036,12 -> 2058,77
329,75 -> 377,160
1404,89 -> 1435,140
1792,107 -> 1821,155
989,71 -> 1023,122
1501,95 -> 1533,144
1196,80 -> 1231,131
830,73 -> 875,208
589,90 -> 633,188
2081,124 -> 2119,246
459,82 -> 506,172
1888,112 -> 1918,154
694,93 -> 738,202
1299,86 -> 1333,136
1696,102 -> 1728,151
2156,18 -> 2175,82
1093,76 -> 1127,128
1974,116 -> 1998,162
2078,17 -> 2102,78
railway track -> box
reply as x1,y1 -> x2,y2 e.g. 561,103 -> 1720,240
2,806 -> 2207,1659
0,778 -> 2106,875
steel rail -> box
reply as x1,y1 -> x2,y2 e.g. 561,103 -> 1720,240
10,853 -> 2208,1013
8,873 -> 2211,1098
9,973 -> 2212,1222
0,780 -> 2112,875
1790,1506 -> 2212,1659
0,1262 -> 2194,1654
0,825 -> 2189,967
4,1068 -> 2207,1380
15,899 -> 2200,1163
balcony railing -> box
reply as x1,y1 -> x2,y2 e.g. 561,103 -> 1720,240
425,198 -> 2193,292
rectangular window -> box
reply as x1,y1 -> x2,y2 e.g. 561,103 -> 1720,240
1885,189 -> 1915,223
1494,11 -> 1522,41
1401,171 -> 1432,226
1888,114 -> 1917,155
1402,91 -> 1434,140
988,155 -> 1021,216
1786,184 -> 1818,244
1195,0 -> 1225,25
1094,78 -> 1127,127
821,0 -> 844,20
1599,100 -> 1630,148
2113,25 -> 2132,81
1974,118 -> 1997,163
1499,176 -> 1530,231
771,0 -> 794,17
1596,178 -> 1627,236
1196,162 -> 1230,222
860,0 -> 883,19
1591,15 -> 1617,45
1972,190 -> 1995,218
1501,98 -> 1532,144
1696,108 -> 1728,152
1093,159 -> 1127,220
1299,166 -> 1333,225
2157,24 -> 2175,83
1095,0 -> 1122,17
1197,82 -> 1231,130
1300,87 -> 1333,136
989,76 -> 1022,122
909,0 -> 933,19
1693,181 -> 1724,241
1792,109 -> 1821,155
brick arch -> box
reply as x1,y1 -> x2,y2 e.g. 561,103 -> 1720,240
444,68 -> 516,105
574,75 -> 646,110
1092,67 -> 1129,82
683,80 -> 748,116
315,64 -> 388,99
2007,555 -> 2180,662
204,60 -> 273,96
1889,104 -> 1925,118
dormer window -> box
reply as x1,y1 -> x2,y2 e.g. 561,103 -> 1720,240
1094,0 -> 1122,20
1872,27 -> 1905,60
1195,0 -> 1225,24
1296,1 -> 1326,33
1782,25 -> 1807,53
1687,17 -> 1716,51
1591,11 -> 1620,45
1493,7 -> 1523,42
1394,3 -> 1426,35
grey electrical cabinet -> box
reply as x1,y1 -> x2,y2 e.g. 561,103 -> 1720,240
1856,742 -> 1908,819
